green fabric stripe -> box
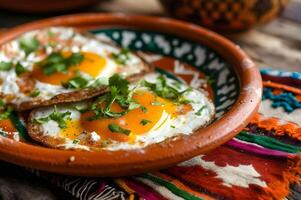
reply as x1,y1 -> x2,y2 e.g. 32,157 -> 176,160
9,112 -> 31,141
236,131 -> 301,153
140,174 -> 203,200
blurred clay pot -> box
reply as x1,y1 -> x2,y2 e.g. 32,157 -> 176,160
0,0 -> 99,13
160,0 -> 290,31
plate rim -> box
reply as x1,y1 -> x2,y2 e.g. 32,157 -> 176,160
0,13 -> 262,176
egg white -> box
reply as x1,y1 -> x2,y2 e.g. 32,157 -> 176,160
31,73 -> 215,151
0,27 -> 146,105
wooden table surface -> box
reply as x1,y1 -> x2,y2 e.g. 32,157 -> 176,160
0,0 -> 300,199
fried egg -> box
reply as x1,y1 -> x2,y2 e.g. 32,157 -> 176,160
0,27 -> 150,110
28,73 -> 215,151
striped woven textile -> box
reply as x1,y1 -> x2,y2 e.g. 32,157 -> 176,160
30,68 -> 300,200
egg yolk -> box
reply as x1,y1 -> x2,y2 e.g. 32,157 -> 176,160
31,52 -> 106,85
59,91 -> 192,143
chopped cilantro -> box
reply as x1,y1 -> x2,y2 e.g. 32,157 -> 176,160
47,29 -> 55,37
38,52 -> 84,76
72,139 -> 80,144
15,62 -> 28,76
101,140 -> 109,148
19,37 -> 40,56
0,61 -> 13,71
111,48 -> 130,65
170,125 -> 176,128
73,105 -> 87,113
151,101 -> 164,106
29,89 -> 40,97
0,99 -> 5,107
63,75 -> 90,89
140,119 -> 151,126
141,106 -> 147,113
88,77 -> 108,88
33,106 -> 71,129
108,123 -> 131,135
88,74 -> 139,120
33,117 -> 49,124
142,75 -> 192,104
195,105 -> 207,116
0,107 -> 13,120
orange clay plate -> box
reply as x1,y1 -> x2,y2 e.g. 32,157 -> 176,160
0,14 -> 262,176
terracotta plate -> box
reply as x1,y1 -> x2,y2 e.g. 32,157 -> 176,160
0,14 -> 262,177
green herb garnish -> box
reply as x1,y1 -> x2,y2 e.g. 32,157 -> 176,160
19,37 -> 40,56
72,139 -> 80,144
73,105 -> 87,113
15,62 -> 28,76
108,123 -> 131,135
38,52 -> 84,76
34,106 -> 71,129
195,105 -> 207,116
141,106 -> 147,113
151,101 -> 164,106
170,125 -> 176,128
88,77 -> 108,88
0,107 -> 13,120
111,48 -> 130,65
29,89 -> 40,97
47,29 -> 55,37
101,140 -> 109,148
88,74 -> 139,120
0,61 -> 13,71
142,75 -> 192,104
0,99 -> 5,107
140,119 -> 151,126
63,75 -> 90,89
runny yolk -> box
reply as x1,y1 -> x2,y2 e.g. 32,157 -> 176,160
73,91 -> 191,143
31,52 -> 106,85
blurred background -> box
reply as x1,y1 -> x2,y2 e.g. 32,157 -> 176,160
0,0 -> 300,72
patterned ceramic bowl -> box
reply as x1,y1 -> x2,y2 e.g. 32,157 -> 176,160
0,14 -> 261,176
160,0 -> 290,30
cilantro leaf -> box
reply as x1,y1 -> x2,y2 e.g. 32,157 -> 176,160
101,140 -> 109,148
63,75 -> 89,89
0,62 -> 13,71
34,106 -> 71,129
66,53 -> 84,66
142,75 -> 192,104
195,105 -> 207,116
151,101 -> 164,106
38,52 -> 84,76
140,119 -> 151,126
15,62 -> 28,76
88,74 -> 139,120
19,37 -> 40,56
29,89 -> 40,97
0,99 -> 5,107
72,139 -> 80,144
108,123 -> 131,135
0,107 -> 13,120
141,106 -> 147,113
111,48 -> 130,65
88,77 -> 108,88
33,117 -> 50,124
